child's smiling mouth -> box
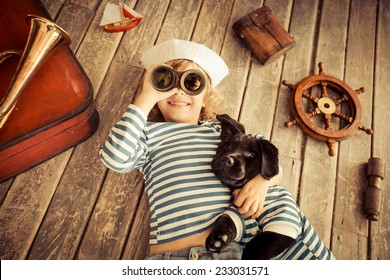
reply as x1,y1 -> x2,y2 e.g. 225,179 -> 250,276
168,100 -> 190,107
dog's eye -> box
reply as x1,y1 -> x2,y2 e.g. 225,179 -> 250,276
225,143 -> 233,150
244,152 -> 255,158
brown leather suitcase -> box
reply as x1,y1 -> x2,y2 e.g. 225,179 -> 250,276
0,0 -> 99,182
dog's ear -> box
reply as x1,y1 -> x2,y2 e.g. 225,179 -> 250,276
216,114 -> 245,139
257,139 -> 279,180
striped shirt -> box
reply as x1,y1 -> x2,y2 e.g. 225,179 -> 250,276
100,104 -> 238,244
238,186 -> 335,259
100,104 -> 334,259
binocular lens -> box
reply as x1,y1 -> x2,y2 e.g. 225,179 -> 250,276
182,72 -> 203,93
150,66 -> 176,91
150,65 -> 206,95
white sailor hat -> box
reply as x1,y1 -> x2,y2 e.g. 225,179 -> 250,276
141,39 -> 229,87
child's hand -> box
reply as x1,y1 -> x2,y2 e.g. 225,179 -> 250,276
134,64 -> 178,115
233,173 -> 269,219
142,64 -> 178,100
233,168 -> 281,219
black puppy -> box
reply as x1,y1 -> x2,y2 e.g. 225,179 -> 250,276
206,114 -> 294,259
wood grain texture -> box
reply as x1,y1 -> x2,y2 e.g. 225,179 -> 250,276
1,0 -> 388,260
157,0 -> 203,43
114,0 -> 171,66
272,0 -> 319,159
122,192 -> 151,259
0,156 -> 68,259
41,0 -> 64,17
297,0 -> 350,250
27,62 -> 143,259
370,0 -> 390,260
76,170 -> 145,259
331,0 -> 376,259
218,0 -> 259,119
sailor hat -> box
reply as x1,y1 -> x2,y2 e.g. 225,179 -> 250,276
141,39 -> 229,87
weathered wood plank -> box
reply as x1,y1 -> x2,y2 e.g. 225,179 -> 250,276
370,0 -> 390,260
114,0 -> 171,66
74,0 -> 127,94
55,2 -> 95,52
332,227 -> 368,259
331,0 -> 377,259
156,0 -> 202,43
298,0 -> 350,250
271,0 -> 319,201
240,0 -> 293,136
192,0 -> 234,52
0,179 -> 13,207
0,157 -> 68,259
41,0 -> 64,18
76,170 -> 144,259
122,192 -> 150,260
272,0 -> 319,159
278,156 -> 301,200
27,62 -> 144,259
70,0 -> 100,10
1,0 -> 388,261
218,0 -> 260,120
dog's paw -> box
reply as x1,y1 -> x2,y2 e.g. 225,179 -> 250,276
206,232 -> 230,252
206,214 -> 237,252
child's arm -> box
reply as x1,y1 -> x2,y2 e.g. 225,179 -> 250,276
99,104 -> 148,173
233,168 -> 282,219
99,65 -> 176,172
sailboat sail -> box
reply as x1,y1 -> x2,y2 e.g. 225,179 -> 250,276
100,1 -> 143,32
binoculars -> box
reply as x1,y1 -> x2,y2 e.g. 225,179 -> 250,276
149,65 -> 206,95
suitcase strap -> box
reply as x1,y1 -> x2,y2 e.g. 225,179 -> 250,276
249,6 -> 272,27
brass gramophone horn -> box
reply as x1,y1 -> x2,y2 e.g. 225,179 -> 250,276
0,15 -> 71,129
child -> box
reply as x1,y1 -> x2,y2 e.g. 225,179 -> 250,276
99,39 -> 281,260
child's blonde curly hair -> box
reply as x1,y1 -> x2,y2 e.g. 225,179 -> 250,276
147,59 -> 224,122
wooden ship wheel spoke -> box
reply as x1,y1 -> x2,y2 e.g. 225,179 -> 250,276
283,62 -> 373,156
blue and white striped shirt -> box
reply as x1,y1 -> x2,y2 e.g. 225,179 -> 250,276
100,104 -> 334,259
249,186 -> 335,259
100,104 -> 236,244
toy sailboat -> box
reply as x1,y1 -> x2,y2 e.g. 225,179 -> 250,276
100,0 -> 143,32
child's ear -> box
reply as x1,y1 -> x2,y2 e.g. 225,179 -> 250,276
217,114 -> 245,139
257,139 -> 279,180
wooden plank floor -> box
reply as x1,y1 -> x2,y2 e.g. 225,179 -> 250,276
1,0 -> 389,260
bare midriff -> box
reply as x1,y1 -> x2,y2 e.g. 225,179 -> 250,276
148,228 -> 212,255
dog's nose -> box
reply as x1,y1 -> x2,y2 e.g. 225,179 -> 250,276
223,156 -> 234,167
